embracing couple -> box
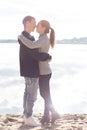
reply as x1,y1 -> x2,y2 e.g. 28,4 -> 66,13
18,15 -> 60,127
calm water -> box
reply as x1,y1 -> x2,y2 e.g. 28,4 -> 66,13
0,43 -> 87,114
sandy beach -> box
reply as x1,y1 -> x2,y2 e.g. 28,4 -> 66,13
0,114 -> 87,130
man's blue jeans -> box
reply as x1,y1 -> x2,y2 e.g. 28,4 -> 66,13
23,77 -> 39,118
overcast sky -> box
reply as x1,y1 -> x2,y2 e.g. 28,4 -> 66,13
0,0 -> 87,40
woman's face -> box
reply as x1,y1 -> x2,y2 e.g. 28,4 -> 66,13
36,22 -> 45,34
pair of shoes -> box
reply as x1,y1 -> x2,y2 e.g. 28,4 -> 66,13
40,115 -> 50,124
51,112 -> 60,123
24,116 -> 41,127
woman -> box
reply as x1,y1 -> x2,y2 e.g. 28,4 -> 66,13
18,20 -> 60,124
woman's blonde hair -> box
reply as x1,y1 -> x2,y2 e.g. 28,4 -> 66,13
40,20 -> 55,48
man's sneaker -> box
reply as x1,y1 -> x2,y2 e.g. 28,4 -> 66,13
24,116 -> 41,127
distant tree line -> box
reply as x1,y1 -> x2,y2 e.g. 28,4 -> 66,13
57,37 -> 87,44
0,39 -> 17,43
0,37 -> 87,44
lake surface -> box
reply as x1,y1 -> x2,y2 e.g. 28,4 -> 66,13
0,43 -> 87,114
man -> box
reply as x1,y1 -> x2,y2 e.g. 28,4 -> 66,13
18,16 -> 51,126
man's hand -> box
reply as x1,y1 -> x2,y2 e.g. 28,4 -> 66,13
47,55 -> 52,62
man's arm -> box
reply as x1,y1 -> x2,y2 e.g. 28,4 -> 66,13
29,49 -> 52,61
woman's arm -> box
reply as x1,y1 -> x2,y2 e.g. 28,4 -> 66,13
18,38 -> 51,61
18,34 -> 47,49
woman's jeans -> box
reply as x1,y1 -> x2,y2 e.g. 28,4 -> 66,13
23,77 -> 39,118
39,74 -> 54,116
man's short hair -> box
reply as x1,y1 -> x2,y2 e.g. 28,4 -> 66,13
22,16 -> 35,25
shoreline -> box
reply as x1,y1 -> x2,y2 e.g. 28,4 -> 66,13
0,114 -> 87,130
